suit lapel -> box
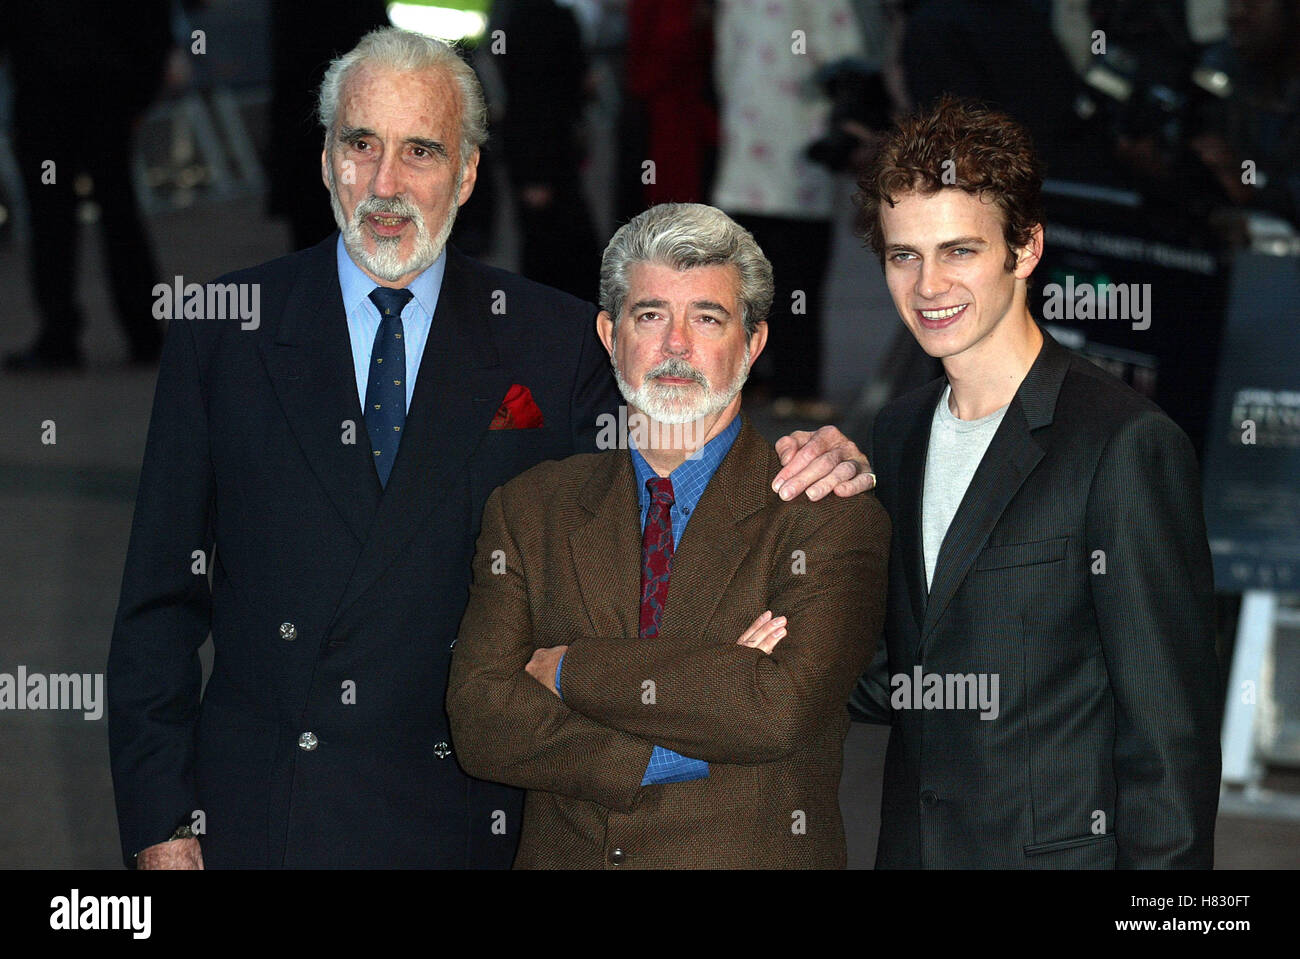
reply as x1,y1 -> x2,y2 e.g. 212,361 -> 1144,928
918,328 -> 1071,648
567,415 -> 770,642
331,249 -> 513,625
570,452 -> 643,637
898,380 -> 944,648
661,417 -> 770,641
919,401 -> 1043,646
259,236 -> 380,544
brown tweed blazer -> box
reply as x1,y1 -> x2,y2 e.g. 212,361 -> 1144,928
447,415 -> 890,868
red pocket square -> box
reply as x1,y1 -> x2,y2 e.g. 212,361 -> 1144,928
490,384 -> 545,430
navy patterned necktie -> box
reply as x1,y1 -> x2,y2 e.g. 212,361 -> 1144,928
364,286 -> 413,488
640,477 -> 675,639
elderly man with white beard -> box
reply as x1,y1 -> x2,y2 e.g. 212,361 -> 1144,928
109,30 -> 878,871
447,203 -> 891,869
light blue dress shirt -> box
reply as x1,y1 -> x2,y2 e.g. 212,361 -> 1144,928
557,414 -> 743,786
336,235 -> 446,413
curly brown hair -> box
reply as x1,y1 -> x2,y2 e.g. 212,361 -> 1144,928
855,96 -> 1044,271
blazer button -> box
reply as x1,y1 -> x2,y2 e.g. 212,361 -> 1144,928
920,789 -> 938,807
279,622 -> 298,642
298,731 -> 318,751
433,741 -> 452,759
608,847 -> 625,866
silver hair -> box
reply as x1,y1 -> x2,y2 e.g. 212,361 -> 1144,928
317,27 -> 488,166
600,203 -> 774,336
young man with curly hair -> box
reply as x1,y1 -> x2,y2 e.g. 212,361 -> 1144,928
850,96 -> 1221,869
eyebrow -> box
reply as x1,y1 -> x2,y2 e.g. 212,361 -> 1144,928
629,298 -> 733,317
337,126 -> 449,158
886,236 -> 990,253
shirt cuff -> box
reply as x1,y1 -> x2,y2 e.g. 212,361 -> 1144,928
642,747 -> 709,785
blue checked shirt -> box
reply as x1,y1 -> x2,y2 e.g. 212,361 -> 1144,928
556,414 -> 742,785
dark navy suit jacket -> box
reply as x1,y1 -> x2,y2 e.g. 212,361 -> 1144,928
108,235 -> 619,867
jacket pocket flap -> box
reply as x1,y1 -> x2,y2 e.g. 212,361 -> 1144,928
1024,832 -> 1115,856
976,536 -> 1069,571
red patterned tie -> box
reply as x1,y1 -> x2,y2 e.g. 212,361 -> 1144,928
640,477 -> 675,639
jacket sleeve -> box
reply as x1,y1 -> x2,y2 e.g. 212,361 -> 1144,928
557,499 -> 891,763
1086,411 -> 1221,868
447,486 -> 655,812
106,315 -> 213,866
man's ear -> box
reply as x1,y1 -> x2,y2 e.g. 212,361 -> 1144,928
321,146 -> 331,191
457,148 -> 480,206
747,320 -> 769,367
596,310 -> 616,359
1013,223 -> 1044,280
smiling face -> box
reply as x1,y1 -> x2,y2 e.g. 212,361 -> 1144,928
597,262 -> 767,428
880,188 -> 1041,368
322,64 -> 478,287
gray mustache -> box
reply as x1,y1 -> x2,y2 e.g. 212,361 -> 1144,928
354,197 -> 423,223
645,357 -> 707,388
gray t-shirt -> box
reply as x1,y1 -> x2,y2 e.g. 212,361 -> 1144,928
922,385 -> 1009,590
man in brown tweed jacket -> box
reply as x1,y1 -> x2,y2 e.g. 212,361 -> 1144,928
447,203 -> 890,868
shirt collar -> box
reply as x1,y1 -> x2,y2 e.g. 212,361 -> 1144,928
335,233 -> 447,320
629,413 -> 743,515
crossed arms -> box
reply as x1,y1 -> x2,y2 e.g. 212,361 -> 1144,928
446,484 -> 890,810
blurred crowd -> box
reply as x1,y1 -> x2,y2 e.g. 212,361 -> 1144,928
1,0 -> 1297,411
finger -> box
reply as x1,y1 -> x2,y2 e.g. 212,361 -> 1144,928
754,626 -> 788,654
772,428 -> 833,491
741,616 -> 787,648
780,446 -> 854,501
736,610 -> 774,645
805,459 -> 863,501
832,470 -> 877,497
773,435 -> 796,466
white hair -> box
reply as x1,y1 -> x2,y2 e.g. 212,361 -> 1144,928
317,26 -> 488,166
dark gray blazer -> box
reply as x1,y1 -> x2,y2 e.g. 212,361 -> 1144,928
852,329 -> 1220,868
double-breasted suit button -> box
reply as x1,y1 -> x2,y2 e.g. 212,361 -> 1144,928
608,847 -> 625,865
298,731 -> 318,751
433,741 -> 452,759
920,789 -> 938,807
279,622 -> 298,642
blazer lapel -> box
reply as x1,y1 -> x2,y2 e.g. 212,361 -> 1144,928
259,236 -> 380,544
897,380 -> 944,647
330,249 -> 513,624
919,401 -> 1043,647
918,328 -> 1071,648
570,452 -> 643,638
660,416 -> 770,642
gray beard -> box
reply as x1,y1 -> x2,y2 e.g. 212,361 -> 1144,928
612,347 -> 751,426
327,166 -> 460,281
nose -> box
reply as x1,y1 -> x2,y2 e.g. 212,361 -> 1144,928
662,316 -> 691,356
916,258 -> 951,301
370,146 -> 403,199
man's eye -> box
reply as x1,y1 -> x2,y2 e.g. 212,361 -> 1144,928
951,248 -> 973,256
698,315 -> 720,324
889,252 -> 915,263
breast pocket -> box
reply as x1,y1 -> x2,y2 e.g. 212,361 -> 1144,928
975,536 -> 1070,571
